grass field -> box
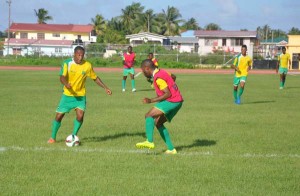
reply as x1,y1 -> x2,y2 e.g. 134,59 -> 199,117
0,69 -> 299,195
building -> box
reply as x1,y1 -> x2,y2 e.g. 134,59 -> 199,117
194,30 -> 257,56
125,32 -> 167,46
287,35 -> 300,69
169,30 -> 198,53
3,23 -> 96,56
260,37 -> 288,59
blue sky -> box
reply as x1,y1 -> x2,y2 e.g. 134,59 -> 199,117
0,0 -> 299,32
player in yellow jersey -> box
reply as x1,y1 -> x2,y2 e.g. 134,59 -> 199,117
276,47 -> 291,89
231,45 -> 252,104
47,46 -> 112,144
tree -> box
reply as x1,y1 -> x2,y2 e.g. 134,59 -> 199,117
107,17 -> 124,32
157,6 -> 183,36
34,8 -> 53,24
134,9 -> 160,33
91,14 -> 107,36
288,27 -> 300,35
182,18 -> 200,31
204,23 -> 221,30
120,2 -> 144,34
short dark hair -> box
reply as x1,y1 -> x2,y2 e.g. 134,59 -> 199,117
74,45 -> 85,53
242,45 -> 247,49
282,46 -> 286,50
141,59 -> 154,69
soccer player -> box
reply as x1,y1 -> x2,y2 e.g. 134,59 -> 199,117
276,47 -> 291,89
146,53 -> 159,85
47,46 -> 112,144
122,46 -> 136,92
136,59 -> 183,154
230,45 -> 252,104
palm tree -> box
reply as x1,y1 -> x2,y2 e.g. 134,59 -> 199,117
120,2 -> 144,34
204,23 -> 221,30
134,9 -> 160,33
91,14 -> 107,36
34,8 -> 53,24
182,18 -> 200,31
158,6 -> 183,36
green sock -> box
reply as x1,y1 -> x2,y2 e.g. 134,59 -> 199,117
283,79 -> 286,87
131,79 -> 135,89
122,80 -> 126,89
280,81 -> 284,88
238,88 -> 244,97
51,120 -> 61,139
233,90 -> 238,101
158,126 -> 174,150
72,119 -> 82,136
145,117 -> 154,142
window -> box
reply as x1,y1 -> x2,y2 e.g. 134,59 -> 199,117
52,33 -> 60,37
222,39 -> 226,46
37,33 -> 45,40
55,48 -> 62,53
205,39 -> 218,46
20,32 -> 28,39
231,38 -> 243,46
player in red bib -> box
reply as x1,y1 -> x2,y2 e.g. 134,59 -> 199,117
136,59 -> 183,154
122,46 -> 136,92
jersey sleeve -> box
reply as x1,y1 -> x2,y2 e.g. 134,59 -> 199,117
156,78 -> 168,90
233,57 -> 238,66
87,64 -> 97,80
59,62 -> 68,76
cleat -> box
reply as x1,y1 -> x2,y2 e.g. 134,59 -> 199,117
122,89 -> 126,92
47,138 -> 56,144
165,149 -> 177,155
132,88 -> 136,92
136,140 -> 155,149
279,87 -> 283,90
235,97 -> 241,104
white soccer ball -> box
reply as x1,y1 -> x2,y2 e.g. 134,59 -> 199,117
65,135 -> 80,147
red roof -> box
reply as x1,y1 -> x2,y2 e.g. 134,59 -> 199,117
9,23 -> 93,33
5,38 -> 73,46
194,30 -> 257,38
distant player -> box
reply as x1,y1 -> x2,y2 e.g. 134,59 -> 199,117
146,53 -> 159,85
47,46 -> 112,144
122,46 -> 136,92
276,47 -> 291,89
136,59 -> 183,154
230,45 -> 252,104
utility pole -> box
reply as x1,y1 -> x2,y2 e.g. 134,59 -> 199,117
6,0 -> 12,56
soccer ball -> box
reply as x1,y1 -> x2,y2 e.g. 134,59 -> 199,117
65,135 -> 80,147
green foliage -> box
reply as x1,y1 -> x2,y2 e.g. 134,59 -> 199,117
0,71 -> 299,195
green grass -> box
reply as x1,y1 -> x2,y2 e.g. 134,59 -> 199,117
0,70 -> 299,195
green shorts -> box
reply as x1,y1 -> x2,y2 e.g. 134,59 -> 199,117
233,76 -> 247,86
123,68 -> 135,76
56,94 -> 86,113
279,67 -> 288,75
154,100 -> 183,122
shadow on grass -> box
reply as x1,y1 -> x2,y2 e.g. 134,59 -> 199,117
137,88 -> 154,92
285,86 -> 300,89
244,100 -> 275,104
81,132 -> 145,143
176,139 -> 217,151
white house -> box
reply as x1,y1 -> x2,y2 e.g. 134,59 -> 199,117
169,30 -> 198,53
194,30 -> 257,56
125,32 -> 167,45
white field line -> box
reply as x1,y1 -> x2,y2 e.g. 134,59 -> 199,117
135,72 -> 142,78
1,146 -> 299,158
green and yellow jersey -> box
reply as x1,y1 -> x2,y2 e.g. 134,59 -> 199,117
233,54 -> 252,77
278,53 -> 290,68
60,58 -> 97,97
